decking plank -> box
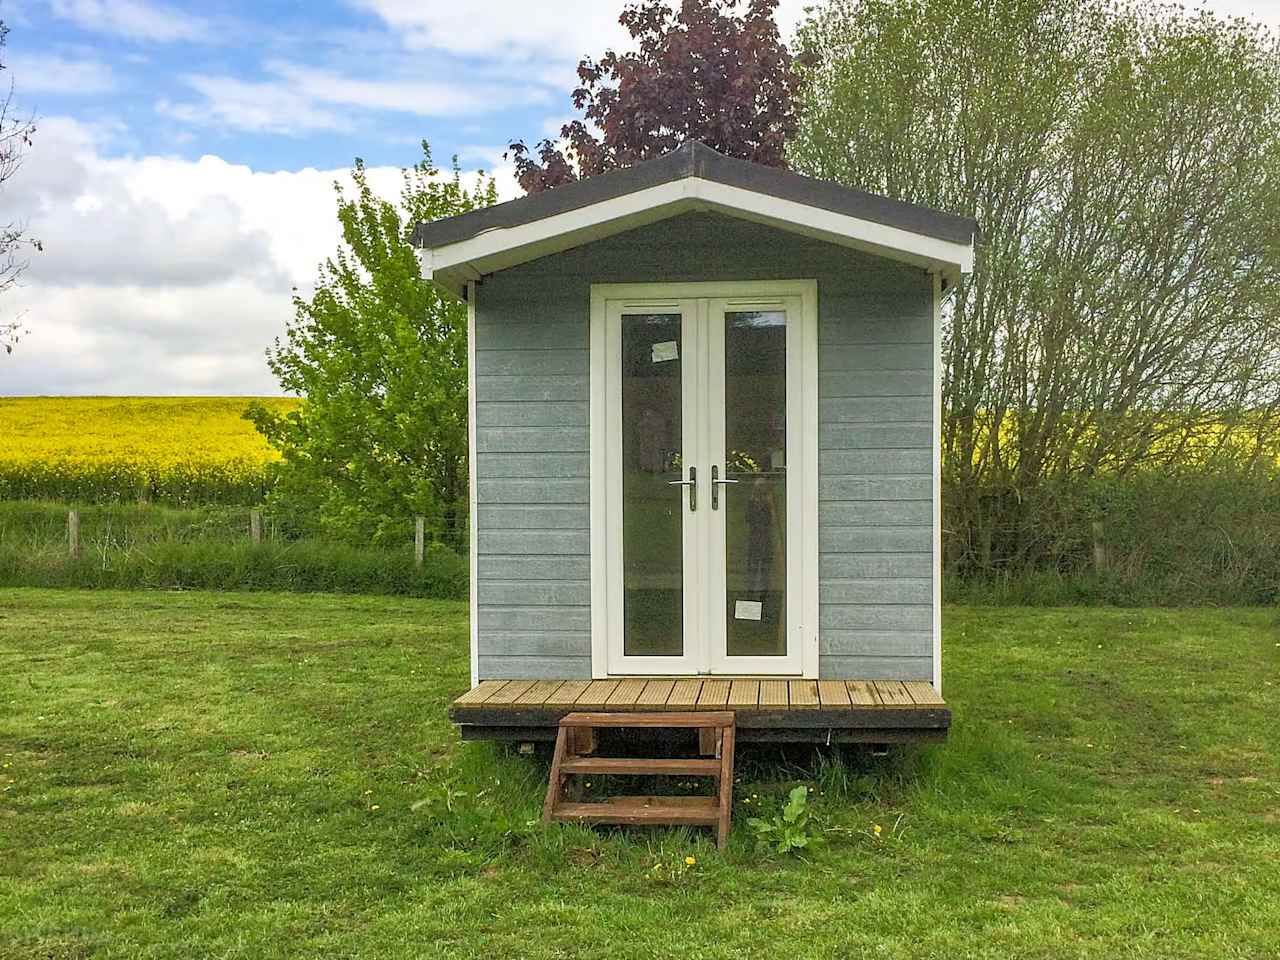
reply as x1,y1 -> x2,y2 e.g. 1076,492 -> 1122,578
874,681 -> 915,708
636,679 -> 676,707
846,680 -> 881,706
789,680 -> 820,709
606,677 -> 648,707
758,680 -> 789,708
543,679 -> 591,706
576,679 -> 620,708
666,679 -> 703,708
453,680 -> 508,706
485,680 -> 537,705
696,679 -> 732,709
728,679 -> 760,707
902,680 -> 946,706
817,680 -> 852,708
514,680 -> 564,706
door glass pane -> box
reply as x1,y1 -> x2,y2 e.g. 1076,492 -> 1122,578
622,313 -> 683,656
724,310 -> 787,656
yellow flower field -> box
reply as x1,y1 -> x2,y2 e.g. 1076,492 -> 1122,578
0,397 -> 300,504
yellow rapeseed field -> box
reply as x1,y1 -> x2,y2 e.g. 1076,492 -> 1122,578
0,397 -> 300,504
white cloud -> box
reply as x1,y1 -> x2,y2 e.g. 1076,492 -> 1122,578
159,60 -> 550,136
47,0 -> 208,42
1,117 -> 517,395
4,52 -> 116,94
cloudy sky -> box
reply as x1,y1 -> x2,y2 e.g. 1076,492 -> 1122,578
2,0 -> 1277,395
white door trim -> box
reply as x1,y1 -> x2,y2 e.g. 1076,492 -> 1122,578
589,280 -> 819,678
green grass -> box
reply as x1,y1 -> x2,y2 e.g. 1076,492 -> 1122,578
1,591 -> 1278,959
0,502 -> 467,598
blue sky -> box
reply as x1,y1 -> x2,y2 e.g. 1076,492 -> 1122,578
0,0 -> 1275,395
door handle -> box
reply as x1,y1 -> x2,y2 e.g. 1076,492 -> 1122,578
710,464 -> 738,510
667,465 -> 696,511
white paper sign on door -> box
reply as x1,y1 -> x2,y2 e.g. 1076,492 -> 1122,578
651,340 -> 679,363
734,600 -> 763,621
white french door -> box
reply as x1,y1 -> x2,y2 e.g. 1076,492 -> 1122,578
590,281 -> 818,677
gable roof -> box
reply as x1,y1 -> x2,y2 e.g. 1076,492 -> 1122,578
414,140 -> 977,298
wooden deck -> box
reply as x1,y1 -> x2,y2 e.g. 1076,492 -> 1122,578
449,678 -> 950,744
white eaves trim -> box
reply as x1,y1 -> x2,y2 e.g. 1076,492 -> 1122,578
416,177 -> 975,298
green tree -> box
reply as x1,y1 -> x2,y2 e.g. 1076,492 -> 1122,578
792,0 -> 1280,574
248,145 -> 496,546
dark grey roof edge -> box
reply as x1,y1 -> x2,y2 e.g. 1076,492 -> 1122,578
413,141 -> 979,253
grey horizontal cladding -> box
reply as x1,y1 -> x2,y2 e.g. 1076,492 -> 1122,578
820,578 -> 933,604
476,452 -> 589,478
820,475 -> 932,500
821,370 -> 932,398
478,504 -> 589,529
478,555 -> 591,581
478,579 -> 590,606
474,349 -> 587,377
476,478 -> 588,504
819,422 -> 932,450
479,605 -> 591,631
820,553 -> 932,579
476,656 -> 592,681
478,631 -> 592,658
475,320 -> 587,349
820,449 -> 931,475
820,397 -> 931,424
476,426 -> 589,453
820,630 -> 933,657
818,656 -> 932,681
476,401 -> 588,427
821,500 -> 931,526
475,375 -> 588,402
819,344 -> 930,372
820,526 -> 932,553
820,604 -> 932,632
478,529 -> 590,555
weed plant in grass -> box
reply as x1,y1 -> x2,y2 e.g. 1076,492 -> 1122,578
1,591 -> 1277,959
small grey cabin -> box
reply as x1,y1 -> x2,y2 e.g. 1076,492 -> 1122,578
417,142 -> 976,743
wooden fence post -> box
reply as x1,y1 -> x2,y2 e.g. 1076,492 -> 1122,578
250,509 -> 263,545
1091,520 -> 1107,572
68,509 -> 81,560
414,516 -> 425,569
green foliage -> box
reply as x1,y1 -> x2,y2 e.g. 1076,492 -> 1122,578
0,501 -> 466,597
746,784 -> 824,855
247,143 -> 497,548
793,0 -> 1280,576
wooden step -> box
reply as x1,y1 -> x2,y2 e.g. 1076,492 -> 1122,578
560,710 -> 734,728
559,756 -> 722,776
551,795 -> 720,826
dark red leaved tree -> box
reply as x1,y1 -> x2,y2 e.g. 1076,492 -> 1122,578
508,0 -> 802,194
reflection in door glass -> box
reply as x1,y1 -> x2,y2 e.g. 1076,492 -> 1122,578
724,311 -> 786,656
622,314 -> 683,656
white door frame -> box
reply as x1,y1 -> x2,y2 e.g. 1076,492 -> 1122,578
589,280 -> 819,678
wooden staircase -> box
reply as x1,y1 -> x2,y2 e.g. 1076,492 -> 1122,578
541,711 -> 736,849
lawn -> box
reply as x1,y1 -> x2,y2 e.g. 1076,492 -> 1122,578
1,591 -> 1277,959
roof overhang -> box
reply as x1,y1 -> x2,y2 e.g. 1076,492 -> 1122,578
414,142 -> 977,300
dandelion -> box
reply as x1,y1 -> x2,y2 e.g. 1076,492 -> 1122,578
685,856 -> 696,866
873,824 -> 882,837
370,805 -> 380,811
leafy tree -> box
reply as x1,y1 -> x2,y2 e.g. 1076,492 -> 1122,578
1,19 -> 40,354
508,0 -> 802,193
248,145 -> 496,546
792,0 -> 1280,574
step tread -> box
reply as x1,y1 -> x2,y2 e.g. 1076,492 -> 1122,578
559,757 -> 721,776
560,711 -> 734,729
551,795 -> 721,825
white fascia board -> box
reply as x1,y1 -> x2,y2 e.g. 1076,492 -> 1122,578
419,176 -> 974,297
